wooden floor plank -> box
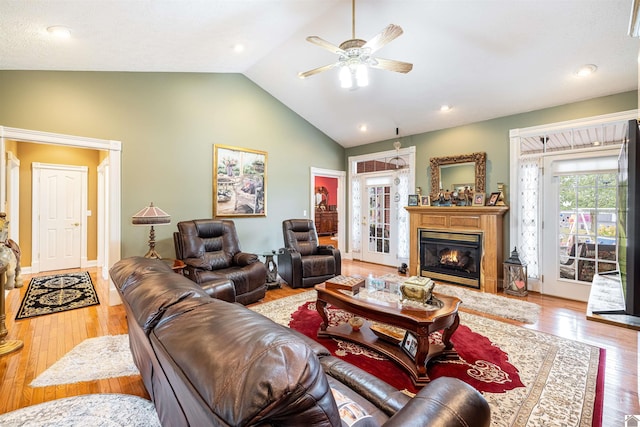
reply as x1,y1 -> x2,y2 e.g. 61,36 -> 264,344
0,261 -> 637,423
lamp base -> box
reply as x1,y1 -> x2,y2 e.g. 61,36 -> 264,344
144,248 -> 162,259
0,339 -> 23,356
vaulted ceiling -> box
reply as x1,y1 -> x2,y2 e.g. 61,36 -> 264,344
1,0 -> 637,147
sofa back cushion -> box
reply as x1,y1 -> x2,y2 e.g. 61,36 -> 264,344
152,299 -> 342,426
110,257 -> 212,334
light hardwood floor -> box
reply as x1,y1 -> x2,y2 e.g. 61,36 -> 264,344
1,260 -> 638,426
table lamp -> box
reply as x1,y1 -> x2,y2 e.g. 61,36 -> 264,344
132,202 -> 171,259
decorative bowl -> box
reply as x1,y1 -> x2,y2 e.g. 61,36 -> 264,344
348,316 -> 364,331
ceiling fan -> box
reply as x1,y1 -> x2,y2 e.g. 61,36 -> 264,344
298,0 -> 413,89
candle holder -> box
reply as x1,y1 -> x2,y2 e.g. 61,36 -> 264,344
504,247 -> 528,297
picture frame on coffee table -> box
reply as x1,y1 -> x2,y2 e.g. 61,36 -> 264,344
401,331 -> 418,360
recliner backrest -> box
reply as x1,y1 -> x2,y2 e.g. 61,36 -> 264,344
177,219 -> 241,270
283,219 -> 319,256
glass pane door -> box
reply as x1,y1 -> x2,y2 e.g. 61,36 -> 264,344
361,175 -> 396,265
558,172 -> 617,283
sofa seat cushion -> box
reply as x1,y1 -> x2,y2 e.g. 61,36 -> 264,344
151,299 -> 341,426
301,255 -> 336,277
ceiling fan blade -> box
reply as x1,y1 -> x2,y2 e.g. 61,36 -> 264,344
306,36 -> 346,54
298,63 -> 337,79
363,24 -> 404,54
370,58 -> 413,74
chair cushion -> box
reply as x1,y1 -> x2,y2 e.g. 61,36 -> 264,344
302,254 -> 336,277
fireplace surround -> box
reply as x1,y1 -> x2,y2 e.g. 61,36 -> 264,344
420,230 -> 482,289
406,205 -> 508,293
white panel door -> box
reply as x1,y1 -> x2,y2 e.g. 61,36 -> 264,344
38,167 -> 84,271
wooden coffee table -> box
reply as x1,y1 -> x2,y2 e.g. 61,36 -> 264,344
314,283 -> 461,386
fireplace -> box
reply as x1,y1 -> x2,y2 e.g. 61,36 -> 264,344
419,229 -> 482,289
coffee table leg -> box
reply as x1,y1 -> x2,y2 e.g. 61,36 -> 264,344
316,298 -> 329,331
441,313 -> 460,350
415,326 -> 430,378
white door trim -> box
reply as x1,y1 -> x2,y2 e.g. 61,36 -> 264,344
6,151 -> 20,242
32,163 -> 88,272
348,146 -> 416,264
0,126 -> 122,305
310,167 -> 346,257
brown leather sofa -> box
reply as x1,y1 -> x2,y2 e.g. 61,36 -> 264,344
110,256 -> 491,427
174,219 -> 267,305
278,219 -> 341,288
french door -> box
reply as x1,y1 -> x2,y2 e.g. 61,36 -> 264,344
541,151 -> 619,301
361,174 -> 397,266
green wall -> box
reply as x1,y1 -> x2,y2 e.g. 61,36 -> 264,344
346,90 -> 637,255
0,71 -> 344,259
0,70 -> 635,264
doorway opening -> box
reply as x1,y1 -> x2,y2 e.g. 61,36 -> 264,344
311,168 -> 345,254
0,126 -> 122,305
348,145 -> 415,267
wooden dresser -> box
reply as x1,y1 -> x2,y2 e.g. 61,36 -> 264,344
315,209 -> 337,236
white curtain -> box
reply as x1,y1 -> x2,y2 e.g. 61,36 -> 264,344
518,157 -> 541,278
396,168 -> 410,261
350,178 -> 361,255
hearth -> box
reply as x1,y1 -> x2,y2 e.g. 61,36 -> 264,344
419,229 -> 482,289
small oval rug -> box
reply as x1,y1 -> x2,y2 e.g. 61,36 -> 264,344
0,394 -> 160,427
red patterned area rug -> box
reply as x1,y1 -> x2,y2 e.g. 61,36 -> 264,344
251,291 -> 605,427
289,300 -> 524,394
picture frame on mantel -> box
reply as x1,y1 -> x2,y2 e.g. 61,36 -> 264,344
213,144 -> 267,217
487,192 -> 501,206
407,194 -> 419,206
472,193 -> 486,206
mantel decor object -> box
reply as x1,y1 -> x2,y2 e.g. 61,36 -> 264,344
504,247 -> 528,296
132,202 -> 171,259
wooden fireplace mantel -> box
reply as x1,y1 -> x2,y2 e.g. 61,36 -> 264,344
405,205 -> 509,293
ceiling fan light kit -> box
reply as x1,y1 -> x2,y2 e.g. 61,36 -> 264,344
299,0 -> 412,89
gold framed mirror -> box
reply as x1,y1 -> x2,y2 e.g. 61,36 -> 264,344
429,152 -> 486,199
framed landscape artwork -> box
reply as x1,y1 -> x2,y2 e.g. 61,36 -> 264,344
213,145 -> 267,217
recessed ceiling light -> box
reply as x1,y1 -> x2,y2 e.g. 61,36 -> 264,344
576,64 -> 597,77
232,43 -> 245,53
440,105 -> 452,112
47,26 -> 71,39
359,124 -> 367,132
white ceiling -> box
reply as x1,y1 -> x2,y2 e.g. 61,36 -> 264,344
1,0 -> 638,147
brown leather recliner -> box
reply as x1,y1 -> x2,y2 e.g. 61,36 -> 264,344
174,219 -> 267,305
278,219 -> 341,288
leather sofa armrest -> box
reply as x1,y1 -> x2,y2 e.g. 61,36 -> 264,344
320,356 -> 409,416
382,377 -> 491,427
233,252 -> 259,266
201,279 -> 236,303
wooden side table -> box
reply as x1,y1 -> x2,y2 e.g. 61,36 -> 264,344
162,258 -> 186,275
261,251 -> 281,289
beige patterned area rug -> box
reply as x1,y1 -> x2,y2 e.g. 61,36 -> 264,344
252,291 -> 604,427
379,274 -> 541,324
